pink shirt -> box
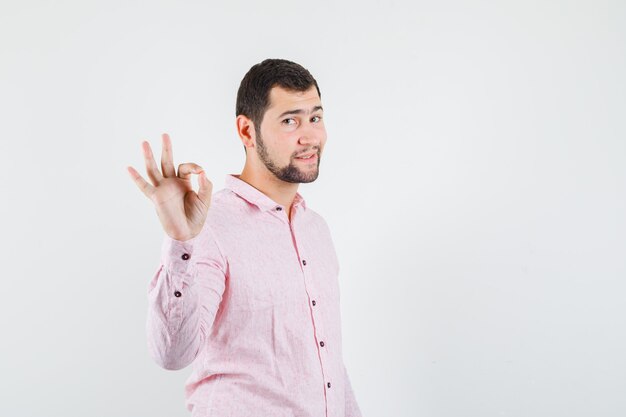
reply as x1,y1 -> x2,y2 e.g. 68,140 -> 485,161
146,173 -> 362,417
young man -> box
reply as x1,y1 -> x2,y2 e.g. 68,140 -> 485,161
127,59 -> 362,417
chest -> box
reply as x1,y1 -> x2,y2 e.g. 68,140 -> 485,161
219,216 -> 340,311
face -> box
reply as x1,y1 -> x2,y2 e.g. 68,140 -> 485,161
253,85 -> 327,183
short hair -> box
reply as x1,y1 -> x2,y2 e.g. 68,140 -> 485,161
236,58 -> 321,152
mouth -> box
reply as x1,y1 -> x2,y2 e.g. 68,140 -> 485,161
295,152 -> 318,163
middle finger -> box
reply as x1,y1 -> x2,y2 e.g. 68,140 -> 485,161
161,133 -> 176,178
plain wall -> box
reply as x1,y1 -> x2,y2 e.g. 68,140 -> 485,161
0,0 -> 624,416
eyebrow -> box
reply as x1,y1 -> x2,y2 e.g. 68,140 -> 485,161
277,105 -> 324,119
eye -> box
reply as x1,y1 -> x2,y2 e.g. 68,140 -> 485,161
282,118 -> 296,125
311,115 -> 322,123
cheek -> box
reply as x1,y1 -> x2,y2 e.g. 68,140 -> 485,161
264,132 -> 290,156
318,128 -> 328,143
320,136 -> 328,150
276,141 -> 297,162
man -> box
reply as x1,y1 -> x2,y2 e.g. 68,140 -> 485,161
127,59 -> 362,417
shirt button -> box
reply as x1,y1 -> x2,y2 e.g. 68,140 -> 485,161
181,253 -> 190,260
312,300 -> 316,306
327,382 -> 331,388
320,341 -> 325,347
302,259 -> 307,266
275,206 -> 282,211
174,291 -> 182,297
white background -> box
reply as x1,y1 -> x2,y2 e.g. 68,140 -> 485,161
1,1 -> 624,416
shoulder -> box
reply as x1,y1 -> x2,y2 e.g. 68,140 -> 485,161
204,188 -> 250,222
194,188 -> 242,261
306,207 -> 327,226
301,206 -> 334,238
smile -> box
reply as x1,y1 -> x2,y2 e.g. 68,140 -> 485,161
295,153 -> 318,163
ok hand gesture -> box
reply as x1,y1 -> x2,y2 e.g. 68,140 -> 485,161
127,133 -> 213,241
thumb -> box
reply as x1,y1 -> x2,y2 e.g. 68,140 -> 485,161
197,171 -> 213,208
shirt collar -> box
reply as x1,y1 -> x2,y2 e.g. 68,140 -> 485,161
225,174 -> 307,213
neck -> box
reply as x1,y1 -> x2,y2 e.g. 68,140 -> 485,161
238,162 -> 299,218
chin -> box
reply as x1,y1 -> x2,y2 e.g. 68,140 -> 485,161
300,171 -> 320,183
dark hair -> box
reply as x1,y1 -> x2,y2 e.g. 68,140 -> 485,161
236,59 -> 321,152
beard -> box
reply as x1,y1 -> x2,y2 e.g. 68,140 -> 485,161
255,130 -> 321,184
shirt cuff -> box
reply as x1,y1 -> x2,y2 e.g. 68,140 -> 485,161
160,233 -> 203,279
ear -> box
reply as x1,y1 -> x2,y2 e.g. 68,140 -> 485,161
236,115 -> 256,150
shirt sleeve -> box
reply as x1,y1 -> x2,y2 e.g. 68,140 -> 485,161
344,363 -> 363,417
145,222 -> 227,370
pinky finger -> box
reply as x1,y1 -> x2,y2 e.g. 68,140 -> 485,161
127,166 -> 155,198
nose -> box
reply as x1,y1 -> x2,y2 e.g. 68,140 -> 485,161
298,122 -> 323,147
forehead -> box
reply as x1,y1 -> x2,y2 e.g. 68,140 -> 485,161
266,85 -> 321,112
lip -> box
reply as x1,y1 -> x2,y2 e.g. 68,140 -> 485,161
295,153 -> 318,163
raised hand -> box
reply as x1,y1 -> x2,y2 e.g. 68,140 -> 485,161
127,133 -> 213,241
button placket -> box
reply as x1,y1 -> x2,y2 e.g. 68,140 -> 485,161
289,217 -> 332,397
315,319 -> 332,394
